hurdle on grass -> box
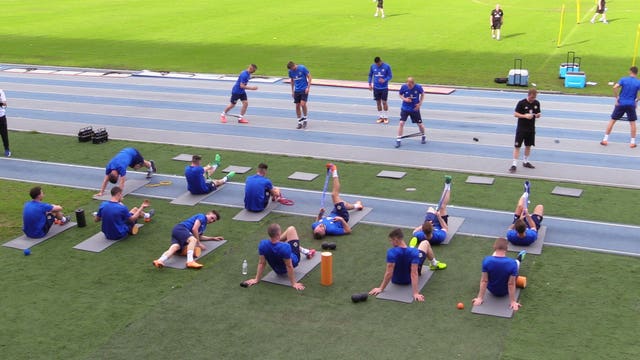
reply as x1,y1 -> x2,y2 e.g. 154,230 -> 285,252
557,4 -> 566,48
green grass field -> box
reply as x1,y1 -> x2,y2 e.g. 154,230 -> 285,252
1,0 -> 639,94
1,133 -> 639,359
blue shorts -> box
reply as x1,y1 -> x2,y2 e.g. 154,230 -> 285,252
373,88 -> 388,101
425,212 -> 448,228
230,92 -> 248,104
43,214 -> 55,235
512,213 -> 543,230
293,91 -> 308,104
330,202 -> 350,223
611,105 -> 637,121
171,224 -> 193,250
400,110 -> 422,123
129,149 -> 145,168
289,239 -> 301,267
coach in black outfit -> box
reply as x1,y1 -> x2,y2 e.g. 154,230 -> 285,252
509,88 -> 541,173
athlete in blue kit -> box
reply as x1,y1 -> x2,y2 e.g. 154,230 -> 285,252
243,224 -> 316,290
506,181 -> 544,246
396,77 -> 426,148
22,186 -> 70,238
97,147 -> 156,196
221,64 -> 258,124
244,163 -> 281,212
95,186 -> 153,240
287,61 -> 312,129
185,154 -> 234,195
312,163 -> 363,239
411,175 -> 452,246
368,56 -> 393,123
472,237 -> 526,311
601,66 -> 640,148
369,228 -> 447,302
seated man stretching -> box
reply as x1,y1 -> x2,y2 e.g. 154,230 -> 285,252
244,163 -> 281,212
312,163 -> 363,239
369,228 -> 447,302
185,154 -> 234,195
506,181 -> 544,246
22,186 -> 70,238
472,237 -> 526,311
243,224 -> 316,290
94,186 -> 153,240
411,175 -> 452,246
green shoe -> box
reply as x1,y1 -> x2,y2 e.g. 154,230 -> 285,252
226,171 -> 236,180
430,261 -> 447,270
444,175 -> 452,184
409,236 -> 418,248
214,153 -> 221,166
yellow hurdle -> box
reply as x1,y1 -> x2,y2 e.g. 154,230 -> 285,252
321,252 -> 333,286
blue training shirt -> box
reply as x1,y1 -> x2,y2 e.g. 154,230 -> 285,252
179,213 -> 208,235
311,216 -> 346,236
289,65 -> 310,93
232,70 -> 251,94
399,83 -> 424,112
105,148 -> 138,176
185,165 -> 211,195
482,256 -> 518,297
258,239 -> 299,274
22,200 -> 54,238
617,76 -> 640,106
506,229 -> 537,246
412,229 -> 447,245
98,201 -> 132,240
387,246 -> 421,285
368,62 -> 393,90
244,174 -> 273,212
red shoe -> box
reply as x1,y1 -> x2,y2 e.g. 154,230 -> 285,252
306,249 -> 316,259
326,163 -> 337,172
238,117 -> 249,124
600,140 -> 608,146
220,113 -> 227,123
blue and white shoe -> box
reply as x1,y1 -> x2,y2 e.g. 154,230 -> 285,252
524,180 -> 530,194
517,250 -> 526,263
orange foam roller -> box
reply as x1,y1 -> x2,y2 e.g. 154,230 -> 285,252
516,275 -> 527,289
321,251 -> 333,286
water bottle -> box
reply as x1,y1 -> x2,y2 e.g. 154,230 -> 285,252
242,259 -> 248,275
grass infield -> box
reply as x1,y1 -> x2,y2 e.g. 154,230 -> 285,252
0,1 -> 639,95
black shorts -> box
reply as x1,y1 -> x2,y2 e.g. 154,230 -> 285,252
377,0 -> 383,8
373,88 -> 388,102
492,21 -> 502,30
512,213 -> 543,230
611,105 -> 637,121
514,131 -> 535,147
330,202 -> 350,223
293,91 -> 308,104
400,110 -> 422,124
417,249 -> 427,275
230,93 -> 248,104
129,149 -> 145,168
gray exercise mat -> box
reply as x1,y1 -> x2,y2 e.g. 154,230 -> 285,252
442,216 -> 465,245
552,186 -> 583,197
466,176 -> 495,185
376,170 -> 406,179
233,200 -> 279,222
163,240 -> 227,269
471,288 -> 521,318
172,153 -> 193,162
347,207 -> 373,228
93,178 -> 150,201
261,254 -> 321,286
288,172 -> 319,181
376,269 -> 435,303
73,224 -> 143,252
170,186 -> 223,206
3,222 -> 77,250
508,226 -> 547,255
222,165 -> 252,174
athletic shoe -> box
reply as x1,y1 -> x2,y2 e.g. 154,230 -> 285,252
220,113 -> 227,123
590,19 -> 595,24
226,171 -> 236,180
523,162 -> 536,169
395,140 -> 401,148
409,236 -> 419,248
4,149 -> 10,157
57,216 -> 70,225
131,224 -> 140,235
296,121 -> 303,129
383,118 -> 389,124
381,14 -> 385,18
517,250 -> 526,262
214,153 -> 221,166
186,261 -> 203,269
326,163 -> 336,172
376,117 -> 384,124
509,165 -> 517,173
430,261 -> 447,270
194,247 -> 202,258
144,209 -> 155,222
153,260 -> 164,269
524,180 -> 530,194
631,143 -> 637,148
600,140 -> 608,146
306,249 -> 316,259
374,13 -> 378,17
302,120 -> 308,129
421,136 -> 426,144
238,117 -> 249,124
147,160 -> 156,179
445,175 -> 452,184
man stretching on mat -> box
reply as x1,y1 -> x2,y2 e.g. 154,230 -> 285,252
369,228 -> 447,302
472,237 -> 526,311
220,64 -> 258,124
244,163 -> 281,212
185,154 -> 234,195
506,181 -> 544,246
243,224 -> 316,290
368,56 -> 393,123
509,88 -> 541,173
287,61 -> 312,129
94,186 -> 153,241
396,77 -> 426,148
22,186 -> 70,238
410,175 -> 452,246
97,147 -> 156,196
600,66 -> 640,148
153,210 -> 223,270
312,163 -> 363,239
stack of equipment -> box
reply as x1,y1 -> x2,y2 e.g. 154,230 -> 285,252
92,128 -> 109,144
77,126 -> 94,142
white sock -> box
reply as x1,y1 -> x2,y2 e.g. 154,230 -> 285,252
431,258 -> 438,266
631,138 -> 636,144
300,247 -> 309,255
444,183 -> 451,191
512,159 -> 518,167
603,134 -> 609,141
187,250 -> 194,263
222,176 -> 229,183
523,156 -> 529,163
354,203 -> 363,210
159,253 -> 170,262
384,111 -> 388,119
332,170 -> 338,178
221,112 -> 226,115
211,164 -> 218,172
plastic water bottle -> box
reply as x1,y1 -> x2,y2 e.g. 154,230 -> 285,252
242,259 -> 248,275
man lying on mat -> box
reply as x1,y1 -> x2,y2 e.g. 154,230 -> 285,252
410,175 -> 452,246
506,181 -> 544,246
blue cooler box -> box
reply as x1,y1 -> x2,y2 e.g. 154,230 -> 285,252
564,72 -> 586,88
559,63 -> 580,78
507,69 -> 529,86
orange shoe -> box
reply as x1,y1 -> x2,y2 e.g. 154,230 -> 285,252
220,113 -> 227,123
631,143 -> 637,148
153,260 -> 164,269
326,163 -> 337,172
600,140 -> 608,146
186,261 -> 203,269
194,247 -> 202,258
